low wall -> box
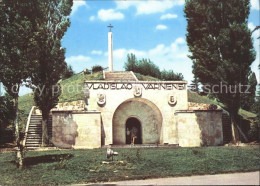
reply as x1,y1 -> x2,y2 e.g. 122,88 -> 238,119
52,110 -> 101,149
175,110 -> 223,147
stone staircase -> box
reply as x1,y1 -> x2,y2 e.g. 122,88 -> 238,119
222,111 -> 233,144
25,114 -> 52,149
104,71 -> 138,81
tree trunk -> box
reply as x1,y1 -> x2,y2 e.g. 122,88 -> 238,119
230,113 -> 240,144
14,96 -> 23,168
42,111 -> 49,146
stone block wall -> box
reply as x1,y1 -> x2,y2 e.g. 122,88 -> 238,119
175,110 -> 223,147
34,100 -> 85,115
52,110 -> 101,149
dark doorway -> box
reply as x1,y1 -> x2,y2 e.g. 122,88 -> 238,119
125,117 -> 142,144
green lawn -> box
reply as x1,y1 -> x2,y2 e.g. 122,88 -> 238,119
134,72 -> 160,81
58,71 -> 104,103
0,146 -> 259,184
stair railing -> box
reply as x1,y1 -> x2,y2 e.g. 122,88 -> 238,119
23,106 -> 36,147
130,71 -> 139,81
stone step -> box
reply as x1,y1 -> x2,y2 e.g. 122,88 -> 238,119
29,126 -> 42,128
30,125 -> 43,127
28,129 -> 42,131
25,113 -> 53,147
27,137 -> 41,140
26,140 -> 42,143
27,133 -> 41,135
28,132 -> 42,135
26,142 -> 42,145
26,140 -> 42,142
104,71 -> 137,81
25,147 -> 41,149
25,144 -> 41,147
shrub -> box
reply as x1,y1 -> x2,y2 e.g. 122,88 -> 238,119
248,120 -> 260,142
124,53 -> 184,80
161,70 -> 184,81
124,53 -> 138,72
62,65 -> 75,79
91,65 -> 104,73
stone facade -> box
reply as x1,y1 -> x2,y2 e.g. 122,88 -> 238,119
52,111 -> 101,149
175,110 -> 223,147
50,80 -> 224,149
85,81 -> 188,146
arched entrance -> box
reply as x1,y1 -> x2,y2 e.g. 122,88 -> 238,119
113,98 -> 163,145
126,117 -> 142,144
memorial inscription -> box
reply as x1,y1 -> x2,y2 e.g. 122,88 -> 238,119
85,82 -> 186,90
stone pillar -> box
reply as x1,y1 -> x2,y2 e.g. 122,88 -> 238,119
108,31 -> 113,72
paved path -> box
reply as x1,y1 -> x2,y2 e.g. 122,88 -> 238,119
97,171 -> 259,185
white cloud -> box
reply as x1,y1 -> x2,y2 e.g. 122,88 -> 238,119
248,22 -> 255,31
175,37 -> 185,44
71,0 -> 88,15
105,37 -> 193,82
251,0 -> 259,10
160,13 -> 178,20
89,16 -> 95,21
116,0 -> 184,15
66,55 -> 91,63
97,9 -> 124,21
156,24 -> 168,30
128,49 -> 147,58
115,1 -> 138,10
111,49 -> 146,60
91,50 -> 103,55
66,55 -> 106,73
113,49 -> 127,59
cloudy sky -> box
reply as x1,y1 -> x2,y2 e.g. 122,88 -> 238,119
63,0 -> 259,83
15,0 -> 259,96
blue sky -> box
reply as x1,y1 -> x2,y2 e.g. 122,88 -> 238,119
12,0 -> 260,96
63,0 -> 259,84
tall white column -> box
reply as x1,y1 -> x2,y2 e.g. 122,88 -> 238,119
108,31 -> 113,72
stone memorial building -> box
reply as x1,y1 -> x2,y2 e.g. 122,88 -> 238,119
23,27 -> 224,149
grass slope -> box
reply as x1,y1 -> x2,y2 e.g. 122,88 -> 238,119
0,146 -> 259,184
134,73 -> 160,81
188,90 -> 257,119
58,71 -> 103,103
17,72 -> 103,131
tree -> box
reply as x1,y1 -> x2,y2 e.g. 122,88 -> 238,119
124,53 -> 138,72
137,58 -> 161,78
0,0 -> 38,168
124,53 -> 184,80
252,26 -> 260,39
91,65 -> 104,73
161,70 -> 184,81
185,0 -> 256,143
190,75 -> 199,93
124,53 -> 161,78
62,64 -> 75,79
30,0 -> 73,146
0,93 -> 15,127
0,93 -> 16,145
240,71 -> 257,111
